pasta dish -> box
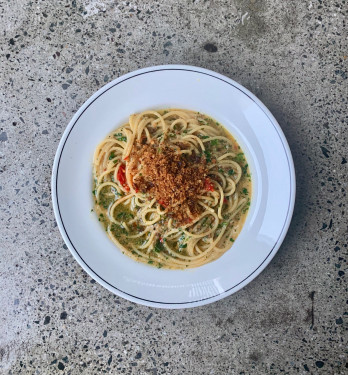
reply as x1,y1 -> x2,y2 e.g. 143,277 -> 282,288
93,109 -> 251,269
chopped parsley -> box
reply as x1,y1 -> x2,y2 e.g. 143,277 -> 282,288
114,133 -> 127,142
210,139 -> 219,146
234,153 -> 245,163
111,223 -> 128,236
116,212 -> 134,220
242,163 -> 249,176
178,234 -> 187,251
242,200 -> 251,213
154,240 -> 164,253
109,151 -> 115,160
242,188 -> 248,195
218,222 -> 228,228
148,260 -> 154,264
199,135 -> 210,139
230,238 -> 234,242
204,150 -> 212,163
228,169 -> 235,176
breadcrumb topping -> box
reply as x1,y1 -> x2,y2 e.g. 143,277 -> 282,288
129,140 -> 208,225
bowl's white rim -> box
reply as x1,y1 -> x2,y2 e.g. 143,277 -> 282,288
51,64 -> 296,309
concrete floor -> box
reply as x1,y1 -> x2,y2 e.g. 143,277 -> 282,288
0,0 -> 347,374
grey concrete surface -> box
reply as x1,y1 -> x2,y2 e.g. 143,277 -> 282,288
0,0 -> 347,374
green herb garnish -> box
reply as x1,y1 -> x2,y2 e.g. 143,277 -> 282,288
242,164 -> 249,176
242,200 -> 251,213
218,222 -> 228,228
234,153 -> 245,163
154,240 -> 164,253
204,150 -> 212,163
228,169 -> 235,176
117,212 -> 134,220
114,133 -> 127,142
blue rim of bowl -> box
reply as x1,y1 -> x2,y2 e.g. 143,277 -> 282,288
52,65 -> 296,308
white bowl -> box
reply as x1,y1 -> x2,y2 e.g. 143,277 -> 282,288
52,65 -> 295,308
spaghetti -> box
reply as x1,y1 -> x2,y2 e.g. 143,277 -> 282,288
93,109 -> 251,269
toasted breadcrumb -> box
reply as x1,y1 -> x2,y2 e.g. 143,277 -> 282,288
129,140 -> 207,225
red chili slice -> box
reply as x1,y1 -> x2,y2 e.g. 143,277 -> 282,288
158,200 -> 166,207
205,178 -> 214,192
117,164 -> 130,192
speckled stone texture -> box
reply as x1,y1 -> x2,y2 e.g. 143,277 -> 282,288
0,0 -> 347,374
